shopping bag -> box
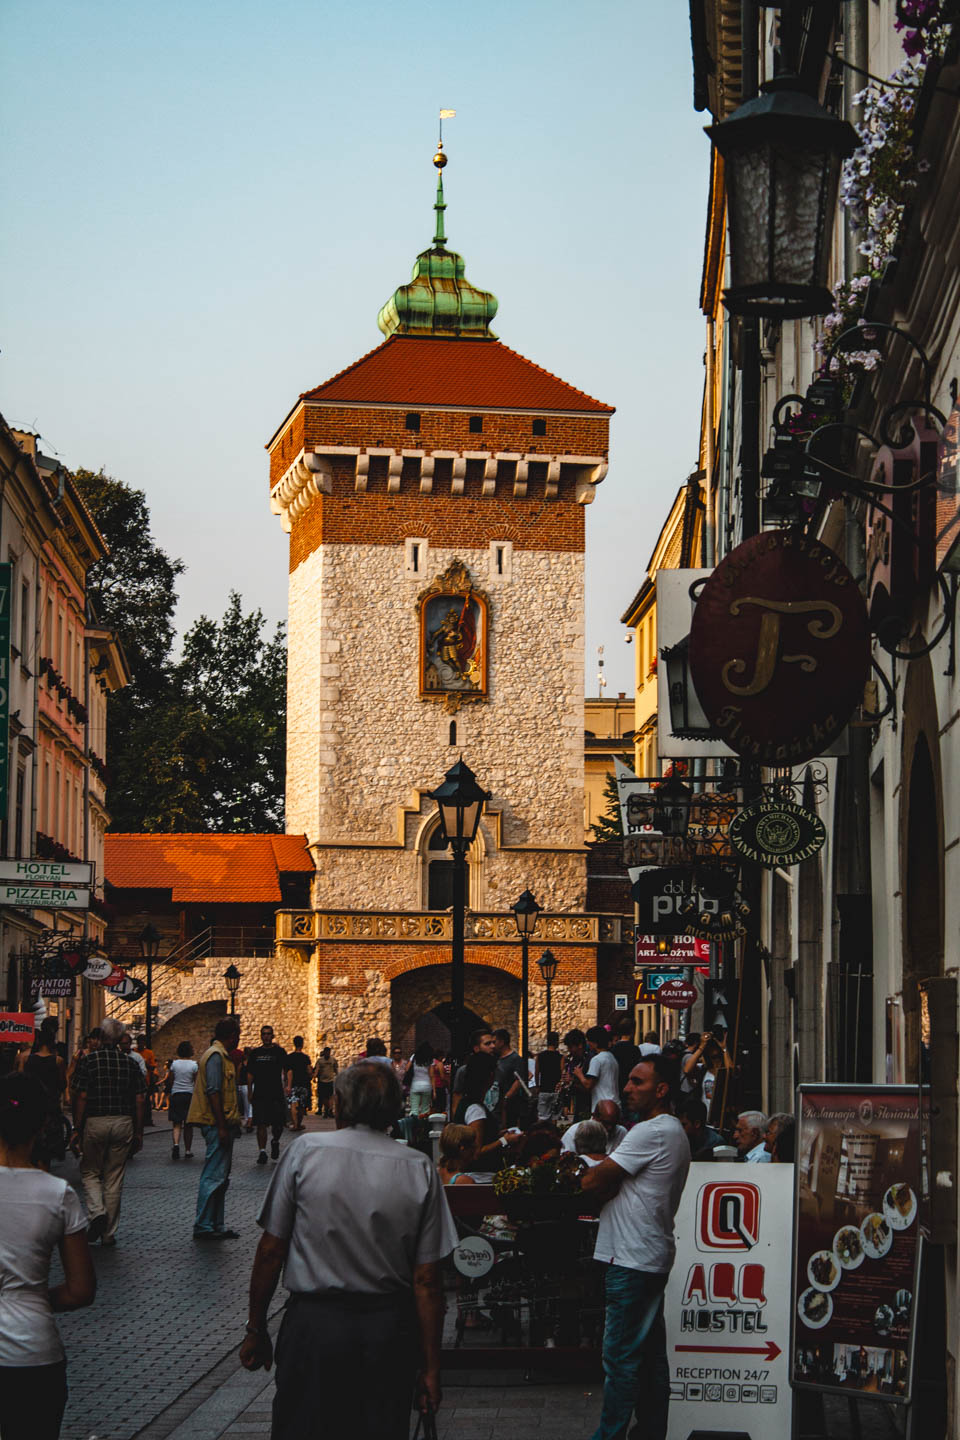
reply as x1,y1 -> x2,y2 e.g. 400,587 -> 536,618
410,1402 -> 438,1440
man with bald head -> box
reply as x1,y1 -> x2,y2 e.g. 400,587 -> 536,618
561,1098 -> 627,1157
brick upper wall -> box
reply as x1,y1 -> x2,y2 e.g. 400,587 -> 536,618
288,459 -> 588,571
269,404 -> 610,490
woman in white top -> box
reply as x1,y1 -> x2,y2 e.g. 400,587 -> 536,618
167,1041 -> 199,1161
0,1072 -> 95,1439
406,1041 -> 435,1116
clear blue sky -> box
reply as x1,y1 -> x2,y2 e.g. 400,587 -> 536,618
1,0 -> 708,698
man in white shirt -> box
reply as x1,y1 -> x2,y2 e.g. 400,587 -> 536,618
581,1054 -> 691,1440
573,1026 -> 621,1108
733,1109 -> 772,1164
240,1061 -> 458,1437
560,1100 -> 627,1157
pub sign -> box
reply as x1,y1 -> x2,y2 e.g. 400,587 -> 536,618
689,532 -> 869,765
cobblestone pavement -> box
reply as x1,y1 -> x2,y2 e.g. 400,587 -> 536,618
55,1115 -> 292,1440
53,1113 -> 605,1440
51,1113 -> 902,1440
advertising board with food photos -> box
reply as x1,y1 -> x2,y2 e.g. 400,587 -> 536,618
792,1086 -> 922,1404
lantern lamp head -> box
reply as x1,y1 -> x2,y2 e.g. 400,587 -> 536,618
707,76 -> 858,318
138,924 -> 162,960
223,964 -> 242,996
653,771 -> 693,838
511,889 -> 542,938
656,936 -> 673,956
428,758 -> 490,849
537,949 -> 559,984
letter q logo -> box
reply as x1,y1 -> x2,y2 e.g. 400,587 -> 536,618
696,1182 -> 760,1251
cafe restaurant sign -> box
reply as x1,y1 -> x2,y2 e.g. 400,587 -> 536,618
689,532 -> 870,765
730,800 -> 826,869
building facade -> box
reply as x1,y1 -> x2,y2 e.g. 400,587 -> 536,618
682,2 -> 959,1427
266,151 -> 625,1057
0,426 -> 128,1053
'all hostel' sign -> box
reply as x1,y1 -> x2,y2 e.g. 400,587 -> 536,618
665,1164 -> 793,1440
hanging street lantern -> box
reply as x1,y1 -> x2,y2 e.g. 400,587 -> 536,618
660,635 -> 721,740
652,771 -> 694,839
706,76 -> 858,319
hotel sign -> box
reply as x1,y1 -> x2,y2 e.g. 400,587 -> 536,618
689,532 -> 869,765
0,859 -> 94,887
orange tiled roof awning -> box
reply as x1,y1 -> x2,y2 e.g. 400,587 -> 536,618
104,833 -> 314,904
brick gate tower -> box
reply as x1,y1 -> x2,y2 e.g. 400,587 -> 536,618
267,144 -> 618,1057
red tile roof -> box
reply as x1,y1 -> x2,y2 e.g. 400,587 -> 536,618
104,833 -> 314,904
301,335 -> 614,414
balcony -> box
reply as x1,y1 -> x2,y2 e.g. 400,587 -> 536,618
276,909 -> 627,948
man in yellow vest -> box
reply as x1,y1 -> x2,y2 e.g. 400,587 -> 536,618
188,1017 -> 241,1241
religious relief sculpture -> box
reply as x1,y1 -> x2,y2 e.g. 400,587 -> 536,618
418,560 -> 489,712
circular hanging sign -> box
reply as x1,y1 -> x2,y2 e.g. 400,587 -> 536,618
729,799 -> 826,868
656,979 -> 697,1010
80,955 -> 117,982
688,531 -> 870,764
453,1235 -> 495,1278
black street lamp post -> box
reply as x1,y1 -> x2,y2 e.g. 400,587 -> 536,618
224,964 -> 241,1016
537,949 -> 559,1042
428,759 -> 490,1070
510,889 -> 541,1062
138,924 -> 161,1047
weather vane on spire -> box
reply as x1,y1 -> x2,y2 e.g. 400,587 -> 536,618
433,109 -> 455,247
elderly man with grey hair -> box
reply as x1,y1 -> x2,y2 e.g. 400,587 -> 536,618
240,1060 -> 458,1438
71,1017 -> 146,1244
733,1109 -> 771,1163
561,1099 -> 627,1157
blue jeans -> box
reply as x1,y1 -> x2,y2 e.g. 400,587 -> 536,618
591,1265 -> 670,1440
194,1125 -> 234,1234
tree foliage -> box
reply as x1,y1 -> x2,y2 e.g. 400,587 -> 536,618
73,470 -> 286,833
590,767 -> 628,844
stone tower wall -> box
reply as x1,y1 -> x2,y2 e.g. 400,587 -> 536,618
286,538 -> 586,911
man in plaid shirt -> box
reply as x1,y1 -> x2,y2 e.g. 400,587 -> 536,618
72,1016 -> 146,1245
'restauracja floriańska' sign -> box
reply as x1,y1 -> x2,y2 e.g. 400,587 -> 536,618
688,531 -> 870,765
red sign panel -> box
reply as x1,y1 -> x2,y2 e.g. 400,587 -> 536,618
698,1181 -> 762,1251
0,1012 -> 34,1043
657,979 -> 697,1010
634,934 -> 709,966
689,531 -> 870,764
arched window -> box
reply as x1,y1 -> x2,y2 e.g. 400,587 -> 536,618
426,826 -> 456,911
422,822 -> 478,910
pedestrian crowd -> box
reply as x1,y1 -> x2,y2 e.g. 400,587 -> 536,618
0,1007 -> 793,1440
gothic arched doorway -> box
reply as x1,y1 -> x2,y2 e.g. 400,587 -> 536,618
390,962 -> 521,1057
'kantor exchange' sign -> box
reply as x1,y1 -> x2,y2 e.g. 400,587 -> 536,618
689,531 -> 870,765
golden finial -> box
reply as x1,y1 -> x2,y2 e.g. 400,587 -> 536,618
435,108 -> 455,167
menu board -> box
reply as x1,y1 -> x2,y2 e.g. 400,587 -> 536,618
792,1086 -> 921,1404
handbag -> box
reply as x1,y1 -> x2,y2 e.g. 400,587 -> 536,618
411,1402 -> 438,1440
